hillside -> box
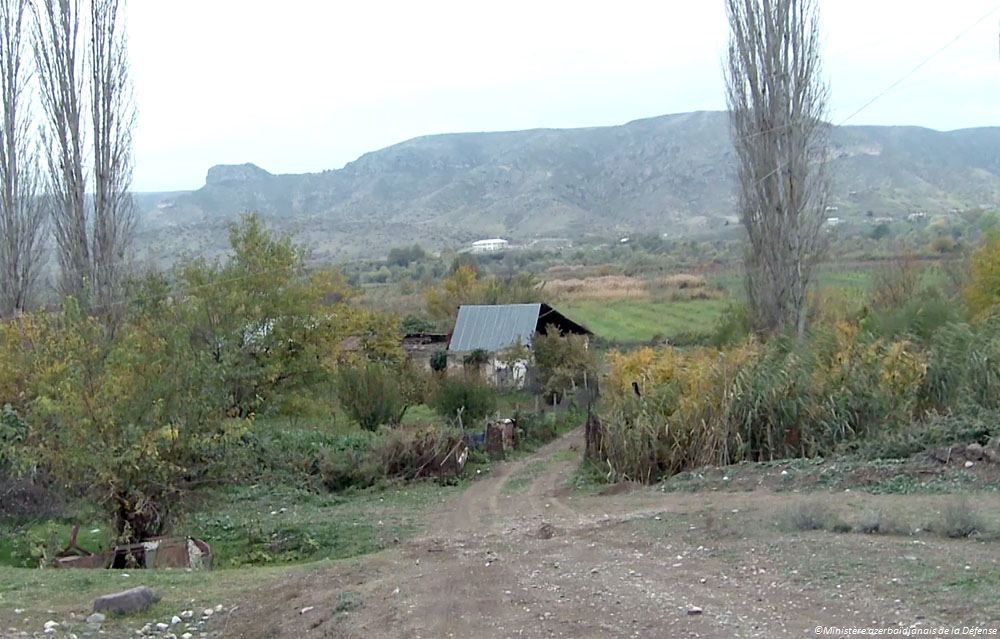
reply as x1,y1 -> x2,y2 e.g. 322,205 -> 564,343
135,111 -> 1000,262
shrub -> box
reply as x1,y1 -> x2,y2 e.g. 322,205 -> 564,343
430,350 -> 448,373
783,501 -> 848,533
431,376 -> 498,424
317,432 -> 380,491
932,499 -> 986,539
335,363 -> 407,431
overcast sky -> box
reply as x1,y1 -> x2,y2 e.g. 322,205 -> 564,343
128,0 -> 1000,192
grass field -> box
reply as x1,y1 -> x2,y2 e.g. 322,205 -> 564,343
562,299 -> 730,344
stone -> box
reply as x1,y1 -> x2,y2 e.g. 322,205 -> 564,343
202,609 -> 214,618
43,621 -> 59,632
966,443 -> 985,461
214,604 -> 223,613
180,610 -> 194,619
86,613 -> 106,625
156,622 -> 170,631
181,634 -> 193,639
171,615 -> 182,625
687,606 -> 703,615
92,587 -> 160,616
964,460 -> 974,468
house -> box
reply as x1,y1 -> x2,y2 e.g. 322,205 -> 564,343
447,303 -> 592,388
470,238 -> 509,254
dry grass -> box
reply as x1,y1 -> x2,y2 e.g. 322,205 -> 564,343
546,273 -> 720,303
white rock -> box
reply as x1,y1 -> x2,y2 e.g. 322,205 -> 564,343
214,604 -> 223,612
156,622 -> 170,631
171,615 -> 182,625
687,606 -> 704,615
300,606 -> 314,614
202,608 -> 214,617
181,634 -> 193,639
43,621 -> 60,631
86,613 -> 106,625
964,460 -> 974,468
180,610 -> 194,619
780,470 -> 789,476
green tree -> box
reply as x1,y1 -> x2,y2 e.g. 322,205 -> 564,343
966,233 -> 1000,318
18,300 -> 238,542
180,214 -> 352,416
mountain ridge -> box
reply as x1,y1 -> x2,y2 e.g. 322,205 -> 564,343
136,111 -> 1000,262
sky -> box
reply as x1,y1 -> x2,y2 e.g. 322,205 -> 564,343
127,0 -> 1000,192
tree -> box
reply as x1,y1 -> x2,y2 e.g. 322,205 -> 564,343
424,266 -> 543,321
34,0 -> 135,313
725,0 -> 830,336
0,0 -> 45,316
181,214 -> 356,417
966,233 -> 1000,319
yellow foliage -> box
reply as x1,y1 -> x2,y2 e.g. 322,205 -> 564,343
965,233 -> 1000,319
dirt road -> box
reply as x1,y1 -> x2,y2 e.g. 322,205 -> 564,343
220,428 -> 1000,638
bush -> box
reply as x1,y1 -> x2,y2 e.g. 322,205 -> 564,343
430,350 -> 448,373
431,376 -> 498,424
932,499 -> 986,539
783,501 -> 849,533
335,363 -> 407,431
317,432 -> 380,491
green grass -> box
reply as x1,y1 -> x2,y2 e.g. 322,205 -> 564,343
562,299 -> 728,344
0,481 -> 459,570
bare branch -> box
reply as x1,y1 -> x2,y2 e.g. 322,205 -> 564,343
0,0 -> 45,316
725,0 -> 830,336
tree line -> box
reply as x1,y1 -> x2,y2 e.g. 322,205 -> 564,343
0,0 -> 133,319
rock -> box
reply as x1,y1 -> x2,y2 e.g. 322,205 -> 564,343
214,604 -> 223,613
92,587 -> 160,616
43,621 -> 59,632
181,634 -> 193,639
180,610 -> 194,619
300,606 -> 314,614
202,609 -> 214,618
966,443 -> 985,460
171,615 -> 182,625
964,460 -> 974,468
86,613 -> 106,625
156,622 -> 170,631
536,523 -> 557,540
687,606 -> 703,615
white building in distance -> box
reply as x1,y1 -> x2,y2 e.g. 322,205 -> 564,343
471,238 -> 509,253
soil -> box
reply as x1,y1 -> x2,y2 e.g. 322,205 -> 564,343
215,429 -> 1000,639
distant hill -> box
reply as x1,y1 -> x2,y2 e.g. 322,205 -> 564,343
135,111 -> 1000,263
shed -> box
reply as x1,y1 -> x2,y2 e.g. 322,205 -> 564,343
448,303 -> 591,353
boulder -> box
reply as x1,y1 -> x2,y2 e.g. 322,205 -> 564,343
92,586 -> 160,615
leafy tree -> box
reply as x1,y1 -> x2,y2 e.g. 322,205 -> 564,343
424,266 -> 542,321
966,233 -> 1000,318
532,329 -> 596,398
180,214 -> 353,416
16,300 -> 239,542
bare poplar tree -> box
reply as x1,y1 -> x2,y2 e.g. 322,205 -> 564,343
88,0 -> 134,313
34,0 -> 88,302
0,0 -> 45,316
725,0 -> 829,336
34,0 -> 134,312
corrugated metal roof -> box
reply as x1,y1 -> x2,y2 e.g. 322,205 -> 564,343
448,304 -> 542,353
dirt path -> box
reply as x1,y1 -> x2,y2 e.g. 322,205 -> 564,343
220,430 -> 1000,639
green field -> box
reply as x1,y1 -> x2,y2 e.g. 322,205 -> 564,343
562,299 -> 729,344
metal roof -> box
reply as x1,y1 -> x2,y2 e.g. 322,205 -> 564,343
448,304 -> 542,353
